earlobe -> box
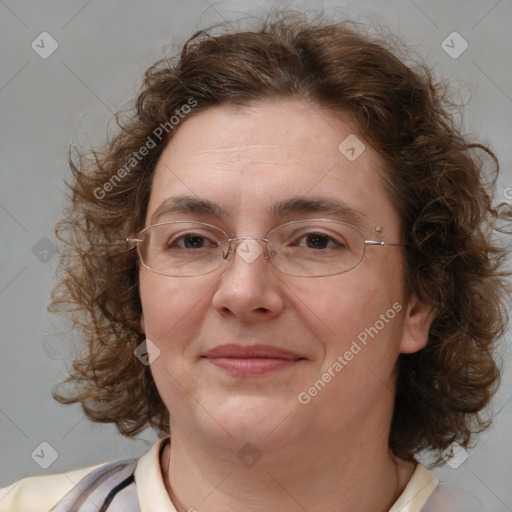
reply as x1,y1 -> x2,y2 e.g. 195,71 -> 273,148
399,294 -> 436,354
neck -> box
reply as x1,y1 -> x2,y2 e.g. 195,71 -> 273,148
160,424 -> 415,512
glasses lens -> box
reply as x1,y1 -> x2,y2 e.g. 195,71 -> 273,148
267,220 -> 365,277
138,222 -> 227,276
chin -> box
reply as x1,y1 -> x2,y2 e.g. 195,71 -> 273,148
193,394 -> 301,448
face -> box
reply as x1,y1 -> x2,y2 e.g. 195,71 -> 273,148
139,99 -> 431,451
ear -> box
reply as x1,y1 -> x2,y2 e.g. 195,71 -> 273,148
399,294 -> 436,354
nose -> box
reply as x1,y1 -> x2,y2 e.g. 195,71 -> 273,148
211,238 -> 285,322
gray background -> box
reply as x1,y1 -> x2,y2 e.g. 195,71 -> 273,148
1,0 -> 511,510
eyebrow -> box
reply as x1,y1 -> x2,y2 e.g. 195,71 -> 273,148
149,195 -> 366,227
150,196 -> 226,225
269,196 -> 367,227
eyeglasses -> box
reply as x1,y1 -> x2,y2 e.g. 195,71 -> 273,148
126,219 -> 404,278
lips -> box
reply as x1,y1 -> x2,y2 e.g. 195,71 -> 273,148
203,344 -> 304,376
204,344 -> 301,360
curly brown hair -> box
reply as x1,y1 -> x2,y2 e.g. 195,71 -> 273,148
50,12 -> 510,463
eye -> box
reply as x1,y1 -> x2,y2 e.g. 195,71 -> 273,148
168,231 -> 220,250
302,233 -> 333,249
178,235 -> 210,249
296,231 -> 348,250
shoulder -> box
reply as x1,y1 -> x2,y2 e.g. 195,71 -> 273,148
0,463 -> 105,512
0,438 -> 168,512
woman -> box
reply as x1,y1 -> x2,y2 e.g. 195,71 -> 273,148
1,12 -> 509,512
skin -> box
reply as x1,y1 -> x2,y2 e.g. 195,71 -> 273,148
139,99 -> 434,512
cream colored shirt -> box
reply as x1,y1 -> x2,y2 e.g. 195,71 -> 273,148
0,438 -> 481,511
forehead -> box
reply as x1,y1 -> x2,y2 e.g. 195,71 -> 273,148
147,100 -> 400,234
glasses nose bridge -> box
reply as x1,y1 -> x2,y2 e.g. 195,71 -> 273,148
227,235 -> 270,244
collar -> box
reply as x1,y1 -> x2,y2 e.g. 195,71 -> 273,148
389,464 -> 439,512
134,437 -> 177,512
134,438 -> 439,512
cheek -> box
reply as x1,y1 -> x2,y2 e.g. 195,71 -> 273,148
290,269 -> 406,362
299,284 -> 405,413
293,274 -> 393,331
138,272 -> 206,343
139,274 -> 209,413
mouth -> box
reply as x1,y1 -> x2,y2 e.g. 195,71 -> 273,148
202,344 -> 305,376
